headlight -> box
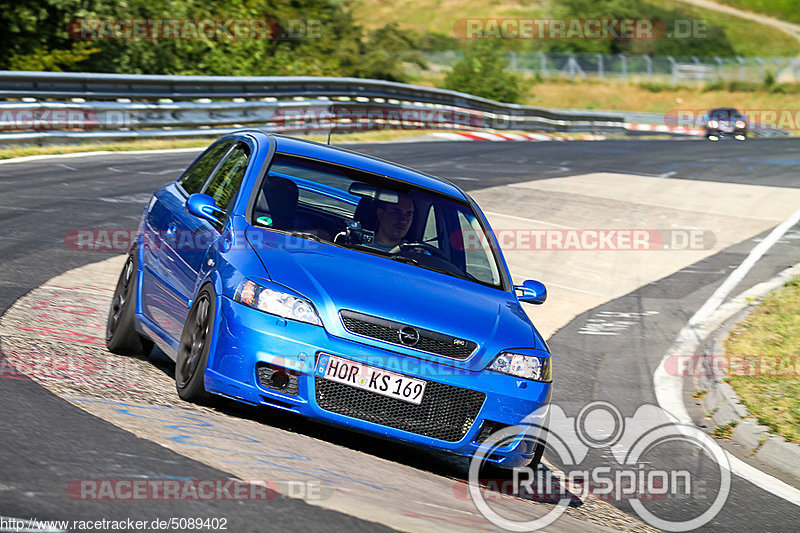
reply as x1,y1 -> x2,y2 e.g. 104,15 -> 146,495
234,279 -> 322,326
707,120 -> 719,128
735,120 -> 746,128
487,352 -> 552,381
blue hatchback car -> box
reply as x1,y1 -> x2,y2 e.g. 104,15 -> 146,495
106,131 -> 552,468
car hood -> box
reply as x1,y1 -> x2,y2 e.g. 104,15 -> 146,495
246,227 -> 546,369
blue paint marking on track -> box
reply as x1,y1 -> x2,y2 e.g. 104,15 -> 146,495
737,157 -> 800,166
68,396 -> 394,491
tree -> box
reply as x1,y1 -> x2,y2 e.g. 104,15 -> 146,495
442,41 -> 524,104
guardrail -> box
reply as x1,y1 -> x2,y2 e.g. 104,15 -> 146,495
0,71 -> 627,146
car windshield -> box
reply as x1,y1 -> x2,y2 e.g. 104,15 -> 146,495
710,109 -> 742,120
252,153 -> 504,288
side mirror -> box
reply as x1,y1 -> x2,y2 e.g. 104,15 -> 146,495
186,193 -> 225,225
515,280 -> 547,305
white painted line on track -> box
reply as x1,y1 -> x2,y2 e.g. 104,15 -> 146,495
483,211 -> 576,229
654,207 -> 800,505
694,208 -> 800,324
541,280 -> 612,298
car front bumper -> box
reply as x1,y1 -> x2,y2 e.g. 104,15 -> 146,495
705,127 -> 747,139
204,296 -> 552,467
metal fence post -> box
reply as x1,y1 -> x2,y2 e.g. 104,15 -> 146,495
539,51 -> 547,77
509,51 -> 517,72
618,54 -> 627,81
755,57 -> 764,80
774,57 -> 784,81
596,53 -> 604,79
735,56 -> 744,81
713,56 -> 723,79
667,56 -> 676,85
643,55 -> 652,79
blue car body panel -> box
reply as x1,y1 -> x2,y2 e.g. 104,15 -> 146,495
131,131 -> 551,466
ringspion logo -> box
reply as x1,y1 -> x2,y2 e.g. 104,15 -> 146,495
469,401 -> 730,531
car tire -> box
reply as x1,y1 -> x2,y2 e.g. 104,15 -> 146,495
106,249 -> 154,356
175,285 -> 216,403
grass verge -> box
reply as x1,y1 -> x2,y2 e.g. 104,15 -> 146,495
724,275 -> 800,445
717,0 -> 800,25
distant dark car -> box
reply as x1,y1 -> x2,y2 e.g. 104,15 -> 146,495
705,108 -> 747,141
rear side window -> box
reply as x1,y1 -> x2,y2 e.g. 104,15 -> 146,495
204,144 -> 250,211
178,141 -> 233,194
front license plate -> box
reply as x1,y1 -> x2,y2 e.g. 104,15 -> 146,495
316,354 -> 426,405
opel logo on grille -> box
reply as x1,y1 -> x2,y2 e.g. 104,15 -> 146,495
398,326 -> 420,346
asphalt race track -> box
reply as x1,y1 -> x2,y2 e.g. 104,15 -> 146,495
1,137 -> 800,532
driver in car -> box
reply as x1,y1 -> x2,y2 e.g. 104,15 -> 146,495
371,195 -> 414,252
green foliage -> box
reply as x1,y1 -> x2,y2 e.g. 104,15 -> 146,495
417,31 -> 460,52
543,0 -> 736,57
0,0 -> 423,81
700,79 -> 769,93
638,81 -> 690,92
702,80 -> 725,92
726,80 -> 760,92
767,82 -> 800,94
442,41 -> 524,103
0,0 -> 103,70
711,421 -> 738,440
717,0 -> 800,25
763,71 -> 776,88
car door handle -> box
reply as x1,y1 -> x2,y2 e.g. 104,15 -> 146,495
166,222 -> 178,238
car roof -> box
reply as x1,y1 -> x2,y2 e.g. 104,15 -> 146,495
247,132 -> 469,200
709,107 -> 741,114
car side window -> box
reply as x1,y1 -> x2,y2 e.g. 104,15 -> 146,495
178,141 -> 233,194
204,143 -> 250,211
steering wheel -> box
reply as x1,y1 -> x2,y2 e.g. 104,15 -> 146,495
398,242 -> 447,259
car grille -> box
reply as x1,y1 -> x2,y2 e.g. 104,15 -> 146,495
339,310 -> 477,359
315,377 -> 485,442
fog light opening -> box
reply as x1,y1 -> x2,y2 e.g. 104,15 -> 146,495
271,370 -> 290,390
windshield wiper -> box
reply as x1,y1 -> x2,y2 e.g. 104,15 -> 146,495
390,255 -> 475,281
389,255 -> 420,266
